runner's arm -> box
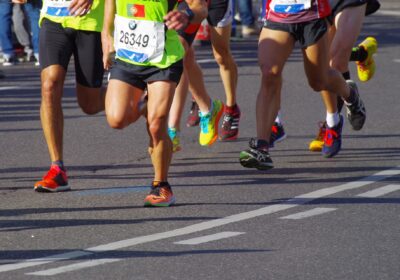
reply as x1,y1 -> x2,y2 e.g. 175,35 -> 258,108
164,0 -> 207,31
101,0 -> 116,70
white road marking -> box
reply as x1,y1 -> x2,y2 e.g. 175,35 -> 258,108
377,10 -> 400,17
197,57 -> 257,64
0,166 -> 397,274
394,59 -> 400,63
279,207 -> 336,220
174,231 -> 245,245
357,184 -> 400,198
26,259 -> 120,276
0,86 -> 19,91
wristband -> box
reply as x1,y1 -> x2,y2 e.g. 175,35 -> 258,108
182,8 -> 195,22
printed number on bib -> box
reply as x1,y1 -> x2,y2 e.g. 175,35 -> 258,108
114,15 -> 165,64
270,0 -> 312,14
44,0 -> 73,17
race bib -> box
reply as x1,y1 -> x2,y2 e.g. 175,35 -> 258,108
114,14 -> 165,64
270,0 -> 312,14
44,0 -> 72,17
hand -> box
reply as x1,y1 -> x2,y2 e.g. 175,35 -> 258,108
101,32 -> 115,70
68,0 -> 93,17
163,10 -> 189,31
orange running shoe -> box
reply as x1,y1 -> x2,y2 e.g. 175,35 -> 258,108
34,165 -> 69,192
144,182 -> 175,207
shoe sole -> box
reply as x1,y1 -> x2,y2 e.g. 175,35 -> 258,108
219,134 -> 238,142
144,197 -> 176,207
34,185 -> 71,192
239,153 -> 273,170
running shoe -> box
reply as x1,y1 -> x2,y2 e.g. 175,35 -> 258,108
199,99 -> 224,146
186,100 -> 200,127
322,115 -> 343,158
239,138 -> 273,170
309,121 -> 327,152
356,37 -> 377,82
269,122 -> 286,148
168,127 -> 182,153
219,104 -> 241,141
144,181 -> 175,207
34,165 -> 69,192
345,80 -> 366,131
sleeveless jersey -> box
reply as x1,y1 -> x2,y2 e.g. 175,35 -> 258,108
264,0 -> 331,23
40,0 -> 104,32
115,0 -> 184,68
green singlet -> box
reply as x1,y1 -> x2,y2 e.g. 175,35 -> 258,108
114,0 -> 184,68
39,0 -> 104,32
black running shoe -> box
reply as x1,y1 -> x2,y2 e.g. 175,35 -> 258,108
322,115 -> 343,158
345,80 -> 366,131
269,122 -> 286,148
239,138 -> 273,170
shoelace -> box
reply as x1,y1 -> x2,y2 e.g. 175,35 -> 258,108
317,122 -> 327,140
323,128 -> 338,147
221,114 -> 233,129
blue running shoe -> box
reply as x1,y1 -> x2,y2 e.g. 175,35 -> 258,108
322,115 -> 343,158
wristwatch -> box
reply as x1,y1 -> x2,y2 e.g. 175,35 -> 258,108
182,8 -> 195,22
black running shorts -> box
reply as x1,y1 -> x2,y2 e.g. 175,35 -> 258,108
329,0 -> 380,21
263,18 -> 328,48
177,0 -> 232,45
39,18 -> 104,88
109,59 -> 184,90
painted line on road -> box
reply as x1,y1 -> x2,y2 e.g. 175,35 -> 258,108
394,59 -> 400,63
377,10 -> 400,17
174,231 -> 245,245
0,86 -> 19,91
356,184 -> 400,198
26,259 -> 120,276
279,207 -> 336,220
0,166 -> 398,274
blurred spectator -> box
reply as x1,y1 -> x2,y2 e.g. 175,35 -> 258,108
13,4 -> 34,60
0,1 -> 17,66
235,0 -> 259,38
0,0 -> 41,66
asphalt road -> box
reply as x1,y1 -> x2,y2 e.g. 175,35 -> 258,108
0,4 -> 400,280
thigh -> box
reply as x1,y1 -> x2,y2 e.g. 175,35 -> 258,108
73,30 -> 104,88
302,31 -> 330,82
105,79 -> 143,120
258,27 -> 294,75
331,5 -> 366,52
210,25 -> 232,56
147,81 -> 176,121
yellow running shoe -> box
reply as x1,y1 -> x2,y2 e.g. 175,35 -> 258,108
356,37 -> 377,82
199,99 -> 224,146
309,121 -> 327,152
168,127 -> 181,153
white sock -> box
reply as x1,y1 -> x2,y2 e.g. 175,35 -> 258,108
275,111 -> 282,124
199,99 -> 213,117
326,111 -> 340,128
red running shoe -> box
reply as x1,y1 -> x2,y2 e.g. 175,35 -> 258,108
34,165 -> 69,192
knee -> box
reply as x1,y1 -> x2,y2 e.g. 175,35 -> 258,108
260,64 -> 282,86
106,112 -> 126,130
308,78 -> 327,92
79,102 -> 101,115
41,79 -> 61,104
147,116 -> 167,141
213,49 -> 231,67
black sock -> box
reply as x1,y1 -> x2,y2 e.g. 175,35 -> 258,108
350,46 -> 368,62
342,71 -> 351,81
52,160 -> 65,170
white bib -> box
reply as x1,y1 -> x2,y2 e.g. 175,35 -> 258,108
270,0 -> 312,13
114,14 -> 165,64
43,0 -> 72,17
